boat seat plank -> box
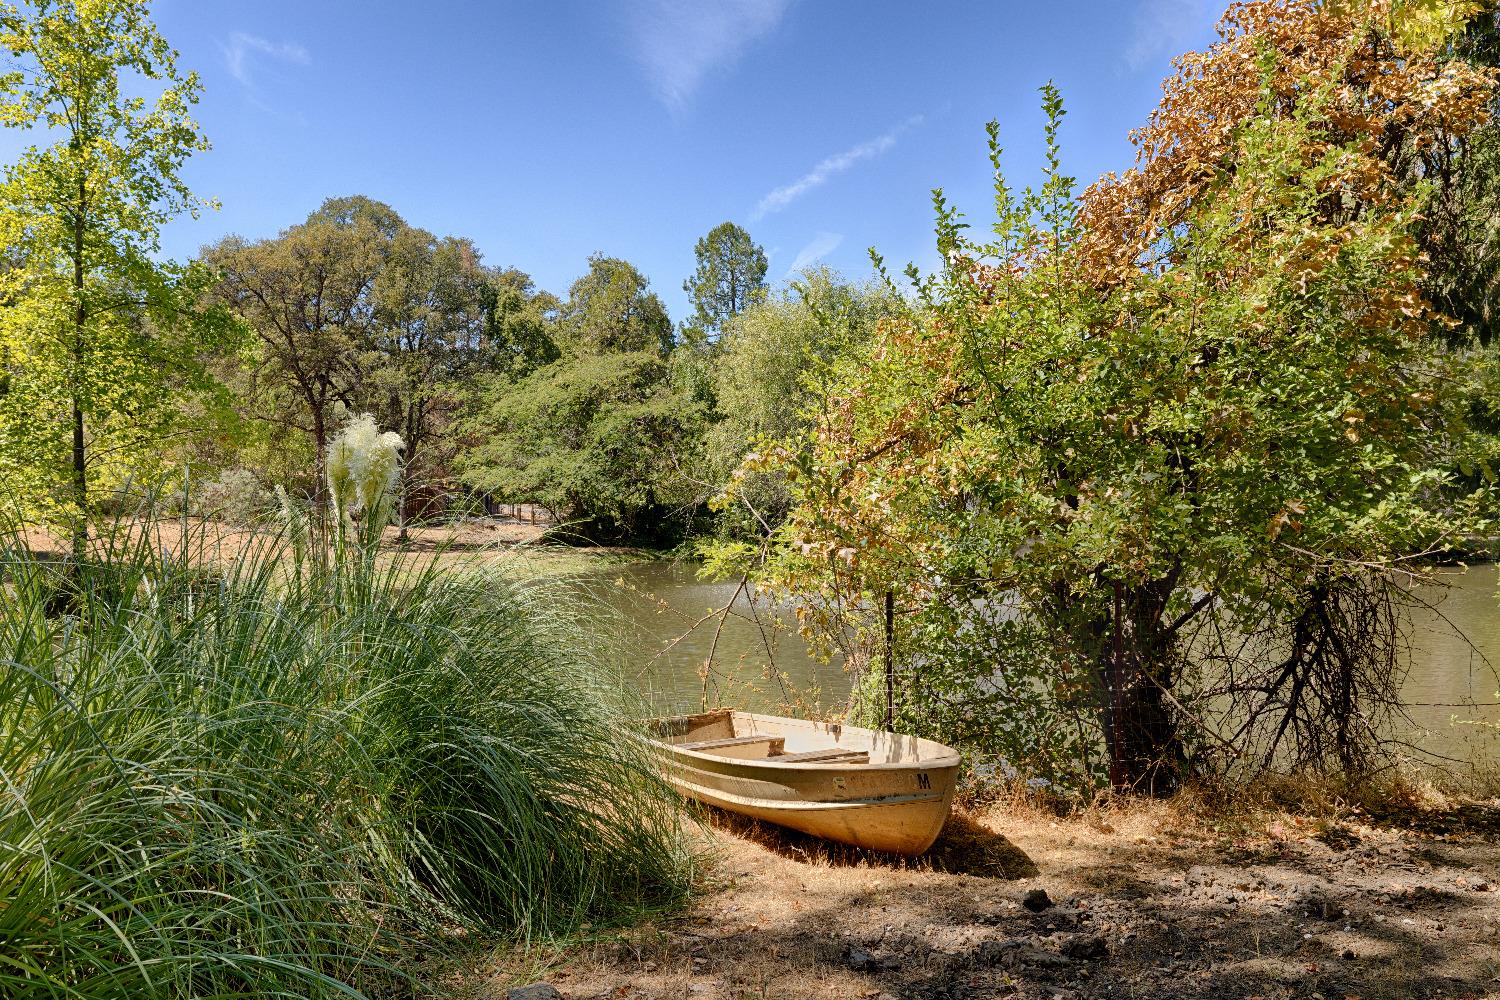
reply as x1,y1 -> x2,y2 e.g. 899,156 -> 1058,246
677,734 -> 781,750
649,709 -> 733,739
677,735 -> 786,756
775,748 -> 871,764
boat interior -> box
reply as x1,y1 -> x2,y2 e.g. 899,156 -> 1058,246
651,710 -> 872,764
648,709 -> 955,766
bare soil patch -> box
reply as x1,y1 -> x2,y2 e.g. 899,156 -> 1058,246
464,799 -> 1500,1000
11,515 -> 641,579
17,514 -> 548,556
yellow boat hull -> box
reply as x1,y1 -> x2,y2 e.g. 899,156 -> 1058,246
649,710 -> 961,856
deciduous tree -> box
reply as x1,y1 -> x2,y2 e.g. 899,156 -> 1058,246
204,198 -> 394,496
365,228 -> 490,530
560,254 -> 672,356
459,350 -> 705,542
480,267 -> 559,380
704,268 -> 897,539
459,255 -> 698,541
750,0 -> 1497,792
0,0 -> 222,544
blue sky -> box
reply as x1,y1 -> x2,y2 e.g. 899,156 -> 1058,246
110,1 -> 1221,319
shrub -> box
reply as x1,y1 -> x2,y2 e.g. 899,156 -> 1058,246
0,529 -> 691,998
192,467 -> 272,523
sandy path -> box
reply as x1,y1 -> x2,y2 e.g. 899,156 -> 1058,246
16,514 -> 549,557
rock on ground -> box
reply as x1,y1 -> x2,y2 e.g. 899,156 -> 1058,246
473,801 -> 1500,1000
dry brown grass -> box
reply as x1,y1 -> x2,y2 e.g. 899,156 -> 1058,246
11,515 -> 633,581
457,791 -> 1500,1000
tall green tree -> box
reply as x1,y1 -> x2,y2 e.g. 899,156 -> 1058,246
459,350 -> 705,542
480,267 -> 559,380
682,221 -> 767,342
204,197 -> 396,494
367,229 -> 483,528
560,253 -> 672,355
0,0 -> 219,545
459,254 -> 699,541
209,196 -> 554,519
752,4 -> 1497,792
704,268 -> 897,538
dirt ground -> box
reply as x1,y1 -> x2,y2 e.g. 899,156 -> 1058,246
465,798 -> 1500,1000
12,514 -> 644,579
19,513 -> 548,553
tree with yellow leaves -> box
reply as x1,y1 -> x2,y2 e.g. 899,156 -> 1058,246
749,0 -> 1498,792
0,0 -> 228,549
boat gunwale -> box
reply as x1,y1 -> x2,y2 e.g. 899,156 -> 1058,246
648,709 -> 962,771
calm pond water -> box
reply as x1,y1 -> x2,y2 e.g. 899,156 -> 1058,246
586,560 -> 1500,764
578,560 -> 850,716
1402,563 -> 1500,764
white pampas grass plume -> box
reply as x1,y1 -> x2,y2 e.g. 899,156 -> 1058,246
327,414 -> 405,525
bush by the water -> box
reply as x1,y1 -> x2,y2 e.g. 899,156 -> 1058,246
0,529 -> 692,997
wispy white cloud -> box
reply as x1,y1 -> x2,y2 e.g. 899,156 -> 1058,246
753,115 -> 923,221
1123,0 -> 1220,72
784,232 -> 843,277
622,0 -> 791,113
224,31 -> 310,87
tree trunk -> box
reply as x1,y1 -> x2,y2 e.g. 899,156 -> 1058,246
311,404 -> 330,556
312,406 -> 328,501
71,173 -> 88,560
397,407 -> 417,544
396,472 -> 410,543
1094,579 -> 1184,795
1099,656 -> 1182,794
70,395 -> 85,558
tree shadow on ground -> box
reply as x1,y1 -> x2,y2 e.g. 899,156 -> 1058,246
388,537 -> 496,553
468,803 -> 1500,1000
1368,799 -> 1500,836
695,805 -> 1038,879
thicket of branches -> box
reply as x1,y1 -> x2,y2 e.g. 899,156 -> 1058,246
736,0 -> 1500,793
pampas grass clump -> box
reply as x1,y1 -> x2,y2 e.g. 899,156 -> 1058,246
0,523 -> 691,998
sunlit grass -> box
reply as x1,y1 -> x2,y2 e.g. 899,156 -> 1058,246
0,518 -> 692,998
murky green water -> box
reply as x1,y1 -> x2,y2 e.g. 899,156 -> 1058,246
1402,563 -> 1500,764
579,560 -> 849,716
585,560 -> 1500,763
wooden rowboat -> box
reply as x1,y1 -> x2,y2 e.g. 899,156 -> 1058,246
646,709 -> 960,856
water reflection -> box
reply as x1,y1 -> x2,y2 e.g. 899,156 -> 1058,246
579,560 -> 850,715
583,559 -> 1500,763
1404,563 -> 1500,762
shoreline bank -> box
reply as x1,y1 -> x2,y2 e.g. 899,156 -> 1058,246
461,795 -> 1500,1000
